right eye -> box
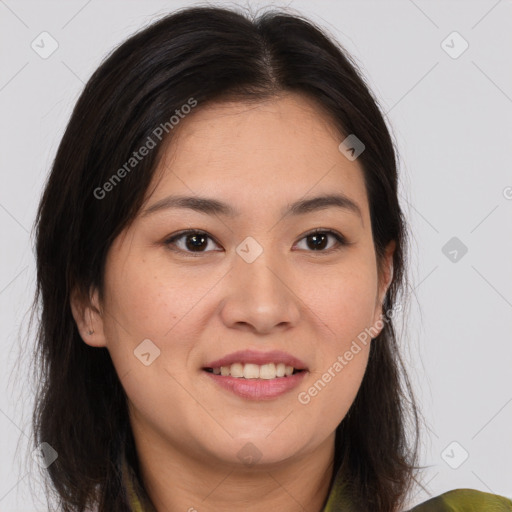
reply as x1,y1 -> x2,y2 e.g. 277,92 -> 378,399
163,229 -> 222,257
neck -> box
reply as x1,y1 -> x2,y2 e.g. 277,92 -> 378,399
131,428 -> 336,512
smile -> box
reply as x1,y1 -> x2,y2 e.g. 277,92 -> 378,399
202,350 -> 308,400
204,362 -> 303,379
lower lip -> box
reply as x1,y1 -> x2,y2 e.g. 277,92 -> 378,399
203,370 -> 307,400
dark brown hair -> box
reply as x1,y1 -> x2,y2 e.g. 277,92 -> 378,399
31,5 -> 424,511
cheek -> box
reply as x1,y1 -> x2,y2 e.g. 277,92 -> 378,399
101,252 -> 220,397
294,336 -> 371,452
104,253 -> 208,340
294,259 -> 377,424
303,259 -> 378,346
102,255 -> 199,436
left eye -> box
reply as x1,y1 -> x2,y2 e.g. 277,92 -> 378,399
294,229 -> 347,252
164,229 -> 348,256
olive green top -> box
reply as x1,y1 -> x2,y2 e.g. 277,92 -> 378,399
120,449 -> 512,511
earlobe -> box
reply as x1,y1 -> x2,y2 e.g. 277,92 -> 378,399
70,286 -> 107,348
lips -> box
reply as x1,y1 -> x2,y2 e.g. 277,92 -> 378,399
202,350 -> 308,400
203,349 -> 307,371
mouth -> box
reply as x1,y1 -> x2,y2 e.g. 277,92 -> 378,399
203,363 -> 305,379
202,350 -> 308,400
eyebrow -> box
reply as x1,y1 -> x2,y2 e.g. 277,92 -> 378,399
141,193 -> 363,221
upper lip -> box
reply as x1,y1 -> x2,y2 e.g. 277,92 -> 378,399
203,350 -> 307,370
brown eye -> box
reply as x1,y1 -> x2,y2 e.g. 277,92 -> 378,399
294,229 -> 347,253
182,233 -> 208,251
164,228 -> 348,257
164,230 -> 220,255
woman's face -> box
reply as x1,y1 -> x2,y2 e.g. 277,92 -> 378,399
78,92 -> 394,468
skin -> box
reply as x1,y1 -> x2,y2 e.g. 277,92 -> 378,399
71,92 -> 394,512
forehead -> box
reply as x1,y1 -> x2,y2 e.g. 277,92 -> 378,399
145,93 -> 369,222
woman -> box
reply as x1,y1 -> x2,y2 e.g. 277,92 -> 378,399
31,5 -> 512,512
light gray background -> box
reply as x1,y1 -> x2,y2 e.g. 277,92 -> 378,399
1,0 -> 511,510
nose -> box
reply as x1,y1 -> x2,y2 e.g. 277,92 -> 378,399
219,249 -> 301,335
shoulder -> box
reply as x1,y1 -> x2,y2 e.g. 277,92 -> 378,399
408,488 -> 512,511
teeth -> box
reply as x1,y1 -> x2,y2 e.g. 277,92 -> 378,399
243,363 -> 260,379
214,363 -> 297,379
259,363 -> 276,380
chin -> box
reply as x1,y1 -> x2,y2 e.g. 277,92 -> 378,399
202,437 -> 304,469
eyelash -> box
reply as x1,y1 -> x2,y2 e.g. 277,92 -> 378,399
163,228 -> 349,257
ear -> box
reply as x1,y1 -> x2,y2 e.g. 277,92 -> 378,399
370,240 -> 395,334
70,285 -> 107,348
